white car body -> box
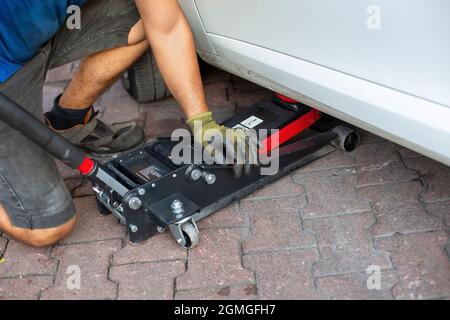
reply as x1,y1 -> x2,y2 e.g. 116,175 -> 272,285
179,0 -> 450,166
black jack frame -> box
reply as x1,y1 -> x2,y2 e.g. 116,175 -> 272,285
0,92 -> 359,248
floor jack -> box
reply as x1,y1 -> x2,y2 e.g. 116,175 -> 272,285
0,92 -> 359,248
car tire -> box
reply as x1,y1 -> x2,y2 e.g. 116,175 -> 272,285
122,50 -> 171,103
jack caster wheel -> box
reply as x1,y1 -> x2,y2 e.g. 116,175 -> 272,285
181,222 -> 200,249
331,126 -> 360,152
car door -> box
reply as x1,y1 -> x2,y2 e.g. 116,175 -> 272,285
194,0 -> 450,107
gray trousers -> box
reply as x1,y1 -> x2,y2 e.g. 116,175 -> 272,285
0,0 -> 140,229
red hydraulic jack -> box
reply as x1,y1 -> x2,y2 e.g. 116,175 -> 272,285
0,91 -> 359,248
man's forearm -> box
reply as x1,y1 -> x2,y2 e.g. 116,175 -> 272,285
135,0 -> 208,118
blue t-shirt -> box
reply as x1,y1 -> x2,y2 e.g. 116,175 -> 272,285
0,0 -> 86,83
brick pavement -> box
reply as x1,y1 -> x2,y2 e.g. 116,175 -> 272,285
0,64 -> 448,300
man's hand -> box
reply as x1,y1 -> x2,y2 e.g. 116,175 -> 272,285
187,112 -> 259,178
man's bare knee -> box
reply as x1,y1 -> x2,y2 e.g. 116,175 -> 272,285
26,220 -> 77,247
25,217 -> 76,247
0,206 -> 76,247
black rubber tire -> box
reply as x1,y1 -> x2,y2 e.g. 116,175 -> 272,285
122,50 -> 171,103
181,222 -> 199,249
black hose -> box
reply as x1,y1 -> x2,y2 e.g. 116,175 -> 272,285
0,92 -> 86,169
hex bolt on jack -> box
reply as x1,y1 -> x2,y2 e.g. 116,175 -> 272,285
190,168 -> 202,181
202,172 -> 216,185
171,199 -> 185,219
186,165 -> 202,181
127,196 -> 142,210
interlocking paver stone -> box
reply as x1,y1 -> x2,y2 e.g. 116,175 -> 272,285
298,149 -> 356,172
358,130 -> 386,144
144,115 -> 188,138
64,178 -> 94,198
64,178 -> 84,195
353,141 -> 418,187
375,232 -> 450,300
100,94 -> 140,124
140,97 -> 183,118
0,240 -> 57,278
243,249 -> 321,299
404,157 -> 450,203
425,201 -> 450,227
317,271 -> 398,300
358,181 -> 444,238
140,98 -> 189,138
246,175 -> 306,200
176,228 -> 254,291
241,191 -> 307,214
104,79 -> 132,100
304,213 -> 391,276
71,179 -> 95,198
204,81 -> 234,108
41,240 -> 121,300
60,197 -> 125,244
239,197 -> 314,253
110,260 -> 185,300
0,276 -> 53,300
197,204 -> 245,229
175,284 -> 258,300
113,233 -> 186,266
293,168 -> 371,219
398,147 -> 423,160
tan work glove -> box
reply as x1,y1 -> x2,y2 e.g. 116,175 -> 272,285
187,111 -> 259,178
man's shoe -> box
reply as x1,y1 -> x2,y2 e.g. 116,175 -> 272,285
45,114 -> 145,158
